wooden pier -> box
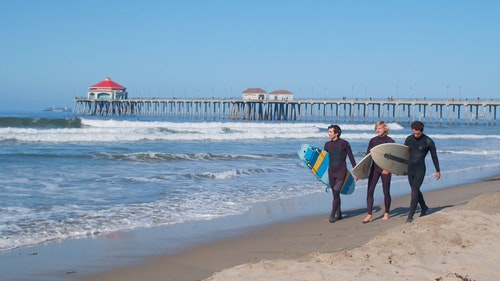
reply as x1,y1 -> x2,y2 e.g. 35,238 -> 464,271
73,98 -> 499,125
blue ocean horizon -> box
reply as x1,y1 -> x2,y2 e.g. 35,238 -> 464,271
0,110 -> 499,280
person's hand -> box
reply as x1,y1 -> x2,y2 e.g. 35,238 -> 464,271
435,172 -> 441,180
381,169 -> 389,175
353,175 -> 359,182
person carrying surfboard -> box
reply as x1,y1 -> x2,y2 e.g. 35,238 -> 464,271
324,124 -> 357,223
404,121 -> 441,223
363,121 -> 395,223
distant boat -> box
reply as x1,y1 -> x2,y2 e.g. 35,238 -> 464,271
42,106 -> 72,112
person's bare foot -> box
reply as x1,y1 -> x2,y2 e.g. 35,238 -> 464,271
383,212 -> 390,220
362,215 -> 372,223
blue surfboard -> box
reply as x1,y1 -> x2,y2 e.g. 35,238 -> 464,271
297,144 -> 356,195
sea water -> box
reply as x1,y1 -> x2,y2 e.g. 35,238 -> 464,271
0,111 -> 499,279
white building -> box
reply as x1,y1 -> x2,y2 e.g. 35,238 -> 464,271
269,89 -> 293,101
242,88 -> 267,100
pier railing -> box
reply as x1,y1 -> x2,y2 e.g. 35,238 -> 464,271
73,98 -> 499,125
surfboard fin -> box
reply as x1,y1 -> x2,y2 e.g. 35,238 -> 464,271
383,153 -> 409,164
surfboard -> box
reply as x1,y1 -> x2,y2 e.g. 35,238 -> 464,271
370,143 -> 409,176
297,144 -> 356,195
352,153 -> 373,180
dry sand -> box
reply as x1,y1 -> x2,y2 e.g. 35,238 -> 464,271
82,176 -> 500,281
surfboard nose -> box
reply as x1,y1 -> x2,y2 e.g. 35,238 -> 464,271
297,143 -> 309,157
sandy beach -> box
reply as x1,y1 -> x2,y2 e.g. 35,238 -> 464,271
79,175 -> 500,281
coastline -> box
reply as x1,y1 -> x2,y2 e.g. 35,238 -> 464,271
79,175 -> 500,281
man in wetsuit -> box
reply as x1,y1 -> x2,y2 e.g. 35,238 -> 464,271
404,121 -> 441,223
324,125 -> 357,223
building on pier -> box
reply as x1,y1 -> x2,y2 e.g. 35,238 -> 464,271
242,88 -> 266,100
87,77 -> 128,100
269,89 -> 294,101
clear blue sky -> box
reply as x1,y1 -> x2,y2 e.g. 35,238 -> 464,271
1,0 -> 499,111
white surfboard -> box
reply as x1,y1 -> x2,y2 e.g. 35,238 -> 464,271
352,153 -> 373,179
370,143 -> 409,176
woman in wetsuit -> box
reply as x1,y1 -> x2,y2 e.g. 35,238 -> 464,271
404,121 -> 441,223
363,121 -> 395,223
324,125 -> 357,223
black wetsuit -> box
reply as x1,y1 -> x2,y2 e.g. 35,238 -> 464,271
366,135 -> 395,215
404,133 -> 440,220
324,138 -> 356,220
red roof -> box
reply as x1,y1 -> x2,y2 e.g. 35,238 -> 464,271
242,88 -> 266,94
90,77 -> 125,89
269,89 -> 293,95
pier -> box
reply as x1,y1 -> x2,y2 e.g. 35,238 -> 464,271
73,98 -> 499,125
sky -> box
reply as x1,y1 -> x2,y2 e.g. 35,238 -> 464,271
1,0 -> 499,111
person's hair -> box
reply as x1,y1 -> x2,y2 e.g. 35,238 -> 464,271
375,120 -> 390,136
328,124 -> 342,137
411,121 -> 424,132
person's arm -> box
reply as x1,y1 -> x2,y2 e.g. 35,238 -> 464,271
428,138 -> 441,180
347,143 -> 356,168
346,143 -> 358,181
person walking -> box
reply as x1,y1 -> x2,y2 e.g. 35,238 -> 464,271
363,121 -> 395,223
404,121 -> 441,223
324,124 -> 357,223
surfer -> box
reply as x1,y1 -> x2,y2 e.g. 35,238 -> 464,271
324,124 -> 357,223
404,121 -> 441,223
363,121 -> 395,223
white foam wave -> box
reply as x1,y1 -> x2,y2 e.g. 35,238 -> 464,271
196,170 -> 240,180
0,172 -> 313,253
1,120 -> 498,143
189,168 -> 268,180
0,122 -> 370,142
430,134 -> 500,139
81,119 -> 404,129
440,149 -> 500,155
0,121 -> 422,143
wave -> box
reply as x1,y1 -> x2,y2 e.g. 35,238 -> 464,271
3,130 -> 497,143
80,119 -> 405,131
382,133 -> 500,141
98,152 -> 290,162
0,119 -> 498,143
439,149 -> 500,155
186,168 -> 270,180
0,151 -> 294,164
0,121 -> 410,143
430,134 -> 500,139
0,117 -> 82,128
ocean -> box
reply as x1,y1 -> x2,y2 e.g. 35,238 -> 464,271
0,110 -> 499,280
